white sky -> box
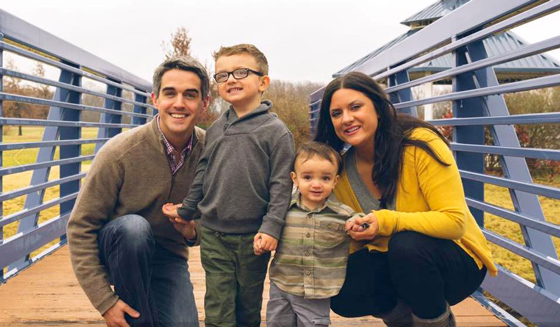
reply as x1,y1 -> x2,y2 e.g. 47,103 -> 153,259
1,0 -> 560,84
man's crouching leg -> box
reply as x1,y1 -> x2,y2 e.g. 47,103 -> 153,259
98,214 -> 158,327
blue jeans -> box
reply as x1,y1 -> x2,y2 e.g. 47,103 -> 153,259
98,214 -> 199,327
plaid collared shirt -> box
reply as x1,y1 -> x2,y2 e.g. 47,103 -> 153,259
269,192 -> 364,299
156,115 -> 194,175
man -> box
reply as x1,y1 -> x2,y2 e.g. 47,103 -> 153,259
67,56 -> 210,327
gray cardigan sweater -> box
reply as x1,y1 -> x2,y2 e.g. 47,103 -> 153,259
67,118 -> 204,315
178,100 -> 294,239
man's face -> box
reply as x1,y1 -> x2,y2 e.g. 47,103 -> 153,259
152,69 -> 208,146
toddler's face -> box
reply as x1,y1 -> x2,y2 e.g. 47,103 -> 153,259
291,155 -> 339,210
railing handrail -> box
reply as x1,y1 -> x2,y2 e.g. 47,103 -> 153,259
0,9 -> 151,93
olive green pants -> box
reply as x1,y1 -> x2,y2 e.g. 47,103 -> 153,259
201,226 -> 271,327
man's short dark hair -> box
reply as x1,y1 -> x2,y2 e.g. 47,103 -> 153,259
152,56 -> 210,99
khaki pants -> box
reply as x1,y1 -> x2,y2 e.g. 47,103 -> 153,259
201,226 -> 271,327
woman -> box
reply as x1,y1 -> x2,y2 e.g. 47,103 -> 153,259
315,72 -> 496,327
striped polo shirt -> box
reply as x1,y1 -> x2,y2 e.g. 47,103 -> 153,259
269,193 -> 363,299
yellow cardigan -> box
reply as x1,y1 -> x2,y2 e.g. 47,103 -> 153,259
334,128 -> 497,276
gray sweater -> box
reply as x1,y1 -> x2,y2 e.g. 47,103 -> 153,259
178,100 -> 294,239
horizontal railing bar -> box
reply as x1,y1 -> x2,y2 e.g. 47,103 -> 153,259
451,143 -> 560,160
430,112 -> 560,126
0,214 -> 69,270
0,67 -> 153,110
372,0 -> 560,80
0,92 -> 151,119
0,173 -> 86,203
0,138 -> 109,151
394,74 -> 560,109
0,117 -> 138,129
466,198 -> 560,238
0,41 -> 152,98
471,290 -> 527,327
0,193 -> 78,228
459,170 -> 560,199
481,265 -> 560,325
385,35 -> 560,93
483,230 -> 560,275
3,240 -> 67,281
0,155 -> 95,176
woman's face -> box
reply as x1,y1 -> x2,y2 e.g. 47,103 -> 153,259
329,88 -> 378,150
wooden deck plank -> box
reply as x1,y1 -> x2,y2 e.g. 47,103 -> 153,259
0,246 -> 505,326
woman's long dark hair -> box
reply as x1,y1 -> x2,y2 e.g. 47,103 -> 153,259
314,71 -> 450,204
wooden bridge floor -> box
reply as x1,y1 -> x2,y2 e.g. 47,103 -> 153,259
0,246 -> 505,326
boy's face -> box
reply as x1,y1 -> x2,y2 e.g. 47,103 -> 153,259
214,53 -> 269,111
152,69 -> 208,145
291,155 -> 339,210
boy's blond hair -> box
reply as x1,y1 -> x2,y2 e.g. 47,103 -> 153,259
213,44 -> 269,75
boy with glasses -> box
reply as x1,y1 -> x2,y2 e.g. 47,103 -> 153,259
162,44 -> 295,327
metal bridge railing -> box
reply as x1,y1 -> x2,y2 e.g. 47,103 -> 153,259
0,9 -> 155,282
310,0 -> 560,326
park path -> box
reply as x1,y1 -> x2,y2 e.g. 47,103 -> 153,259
0,246 -> 505,326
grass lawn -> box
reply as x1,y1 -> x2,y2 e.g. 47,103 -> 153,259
2,126 -> 98,256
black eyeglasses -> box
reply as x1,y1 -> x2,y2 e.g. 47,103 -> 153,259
213,68 -> 264,83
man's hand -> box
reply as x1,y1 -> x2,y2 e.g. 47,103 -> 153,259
102,299 -> 139,327
346,212 -> 379,241
162,203 -> 181,219
254,233 -> 278,254
169,216 -> 197,240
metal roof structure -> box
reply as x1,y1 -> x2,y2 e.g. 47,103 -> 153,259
401,0 -> 470,27
335,0 -> 560,82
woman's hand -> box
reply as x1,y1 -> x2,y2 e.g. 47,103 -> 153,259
346,212 -> 379,241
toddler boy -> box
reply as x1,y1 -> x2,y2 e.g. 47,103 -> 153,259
264,142 -> 364,326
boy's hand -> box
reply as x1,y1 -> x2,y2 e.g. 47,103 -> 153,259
346,212 -> 379,241
162,203 -> 181,219
253,237 -> 264,255
254,233 -> 278,252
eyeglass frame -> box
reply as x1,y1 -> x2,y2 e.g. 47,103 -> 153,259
213,68 -> 264,83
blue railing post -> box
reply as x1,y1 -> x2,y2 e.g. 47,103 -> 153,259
465,39 -> 560,296
8,68 -> 78,273
452,41 -> 485,226
132,92 -> 147,126
95,82 -> 123,154
59,65 -> 82,217
388,69 -> 418,117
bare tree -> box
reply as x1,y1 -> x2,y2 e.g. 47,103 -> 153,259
266,81 -> 324,148
3,60 -> 32,136
162,27 -> 192,59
